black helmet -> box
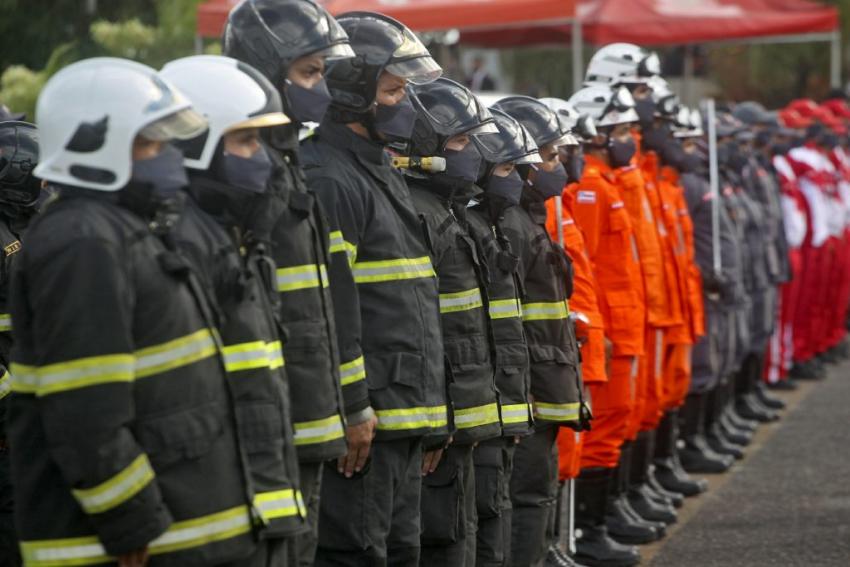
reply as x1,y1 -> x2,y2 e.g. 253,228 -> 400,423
473,108 -> 541,179
407,78 -> 497,156
733,101 -> 773,126
326,12 -> 442,115
223,0 -> 353,86
492,96 -> 574,149
0,121 -> 40,208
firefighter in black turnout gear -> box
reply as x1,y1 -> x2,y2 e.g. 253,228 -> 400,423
299,12 -> 445,566
0,120 -> 40,567
162,55 -> 307,566
223,2 -> 354,561
8,58 -> 258,566
483,101 -> 586,567
402,77 -> 501,565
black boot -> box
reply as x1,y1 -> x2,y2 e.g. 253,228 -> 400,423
634,430 -> 682,508
745,355 -> 785,412
652,409 -> 707,496
605,444 -> 660,544
704,387 -> 745,460
545,545 -> 587,567
678,392 -> 733,474
646,466 -> 684,508
626,433 -> 677,525
733,362 -> 779,423
575,468 -> 641,567
754,380 -> 785,410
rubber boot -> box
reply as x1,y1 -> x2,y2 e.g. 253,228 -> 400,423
605,444 -> 660,544
633,430 -> 682,508
745,354 -> 785,411
574,468 -> 641,567
704,387 -> 745,460
652,409 -> 707,496
545,545 -> 587,567
646,466 -> 684,508
733,363 -> 778,423
754,381 -> 785,410
712,380 -> 754,446
678,392 -> 733,474
626,434 -> 677,525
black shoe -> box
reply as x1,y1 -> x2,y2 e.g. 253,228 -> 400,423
645,472 -> 684,508
627,483 -> 677,525
621,494 -> 667,538
575,468 -> 641,567
766,379 -> 797,391
606,495 -> 659,544
717,415 -> 753,447
653,458 -> 707,496
546,545 -> 587,567
705,424 -> 745,460
735,394 -> 778,423
791,360 -> 824,380
679,435 -> 733,473
722,406 -> 758,433
754,382 -> 786,410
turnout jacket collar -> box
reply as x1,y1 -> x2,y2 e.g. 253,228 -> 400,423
317,118 -> 391,182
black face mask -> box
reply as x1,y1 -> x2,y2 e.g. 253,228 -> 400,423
716,141 -> 733,166
442,145 -> 482,183
728,145 -> 749,172
374,97 -> 417,142
642,124 -> 670,154
529,162 -> 568,199
131,144 -> 188,199
285,78 -> 333,124
486,170 -> 524,205
754,129 -> 773,149
221,146 -> 273,194
608,136 -> 636,168
660,139 -> 688,170
634,98 -> 656,128
564,148 -> 585,183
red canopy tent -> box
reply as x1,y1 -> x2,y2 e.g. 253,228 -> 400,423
196,0 -> 577,39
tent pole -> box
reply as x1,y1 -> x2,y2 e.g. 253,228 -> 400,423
683,45 -> 695,106
194,34 -> 204,55
831,29 -> 842,89
572,18 -> 584,91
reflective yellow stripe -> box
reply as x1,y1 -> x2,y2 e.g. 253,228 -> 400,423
339,355 -> 366,386
11,329 -> 218,396
71,454 -> 154,514
293,414 -> 345,446
134,329 -> 217,379
222,340 -> 284,373
454,402 -> 499,429
20,505 -> 252,566
0,313 -> 11,332
521,301 -> 569,322
489,298 -> 522,320
375,405 -> 447,431
535,401 -> 581,421
329,230 -> 357,265
439,288 -> 484,314
352,256 -> 435,284
0,369 -> 9,400
277,263 -> 329,292
253,489 -> 306,522
500,403 -> 531,424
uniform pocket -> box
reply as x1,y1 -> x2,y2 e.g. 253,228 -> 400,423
420,457 -> 462,545
364,351 -> 424,392
281,318 -> 326,363
473,444 -> 504,519
605,289 -> 640,334
235,401 -> 284,456
136,402 -> 226,471
444,334 -> 489,373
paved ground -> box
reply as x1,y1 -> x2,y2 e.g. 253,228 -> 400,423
648,360 -> 850,566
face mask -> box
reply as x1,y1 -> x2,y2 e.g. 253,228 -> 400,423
642,124 -> 670,154
565,148 -> 585,183
660,139 -> 688,170
131,144 -> 188,199
728,145 -> 749,171
754,129 -> 772,148
608,136 -> 636,168
486,170 -> 524,205
374,97 -> 417,142
285,78 -> 333,124
634,98 -> 656,127
529,162 -> 568,199
716,141 -> 732,166
221,145 -> 273,194
442,145 -> 482,183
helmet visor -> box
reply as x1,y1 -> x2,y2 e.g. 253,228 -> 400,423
577,114 -> 598,140
225,111 -> 291,133
315,42 -> 356,62
386,56 -> 443,85
138,108 -> 208,141
610,87 -> 636,113
638,52 -> 661,78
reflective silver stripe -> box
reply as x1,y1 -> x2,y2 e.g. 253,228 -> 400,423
375,405 -> 447,431
72,454 -> 155,514
134,330 -> 216,378
277,264 -> 327,292
0,313 -> 11,332
489,299 -> 522,320
535,402 -> 581,421
654,329 -> 664,379
253,489 -> 305,521
439,288 -> 483,314
453,402 -> 499,429
339,355 -> 366,386
521,301 -> 569,321
293,415 -> 345,446
500,403 -> 530,424
629,235 -> 640,263
352,256 -> 435,284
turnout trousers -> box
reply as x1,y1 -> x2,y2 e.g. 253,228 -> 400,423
580,356 -> 638,470
316,438 -> 423,567
474,437 -> 517,567
290,461 -> 323,566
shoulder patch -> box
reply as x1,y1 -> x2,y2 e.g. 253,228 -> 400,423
611,201 -> 625,210
577,190 -> 597,204
4,240 -> 21,256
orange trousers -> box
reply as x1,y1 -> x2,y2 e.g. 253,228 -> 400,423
579,356 -> 638,470
630,328 -> 665,436
662,343 -> 692,411
557,429 -> 583,481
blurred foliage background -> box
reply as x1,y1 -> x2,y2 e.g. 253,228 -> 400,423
1,0 -> 849,119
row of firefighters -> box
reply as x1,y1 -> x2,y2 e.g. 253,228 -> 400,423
0,2 -> 848,567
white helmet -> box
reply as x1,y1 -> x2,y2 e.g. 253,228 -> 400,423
160,55 -> 290,170
584,43 -> 660,87
568,85 -> 639,128
673,107 -> 704,138
539,97 -> 598,143
34,57 -> 206,192
647,75 -> 680,118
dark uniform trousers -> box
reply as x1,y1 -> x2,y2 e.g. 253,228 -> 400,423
316,438 -> 424,567
0,448 -> 18,567
474,437 -> 516,567
218,538 -> 291,567
509,424 -> 559,567
420,444 -> 477,566
291,461 -> 323,566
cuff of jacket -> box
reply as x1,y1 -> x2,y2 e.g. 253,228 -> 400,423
93,481 -> 173,556
342,381 -> 371,418
346,405 -> 375,427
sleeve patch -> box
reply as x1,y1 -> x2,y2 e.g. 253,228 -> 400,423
577,191 -> 597,204
611,201 -> 625,210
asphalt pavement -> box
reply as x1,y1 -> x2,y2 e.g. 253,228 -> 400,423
648,360 -> 850,566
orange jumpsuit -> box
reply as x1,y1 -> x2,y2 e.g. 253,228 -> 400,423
546,189 -> 605,480
658,165 -> 706,409
567,156 -> 646,470
616,144 -> 672,438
